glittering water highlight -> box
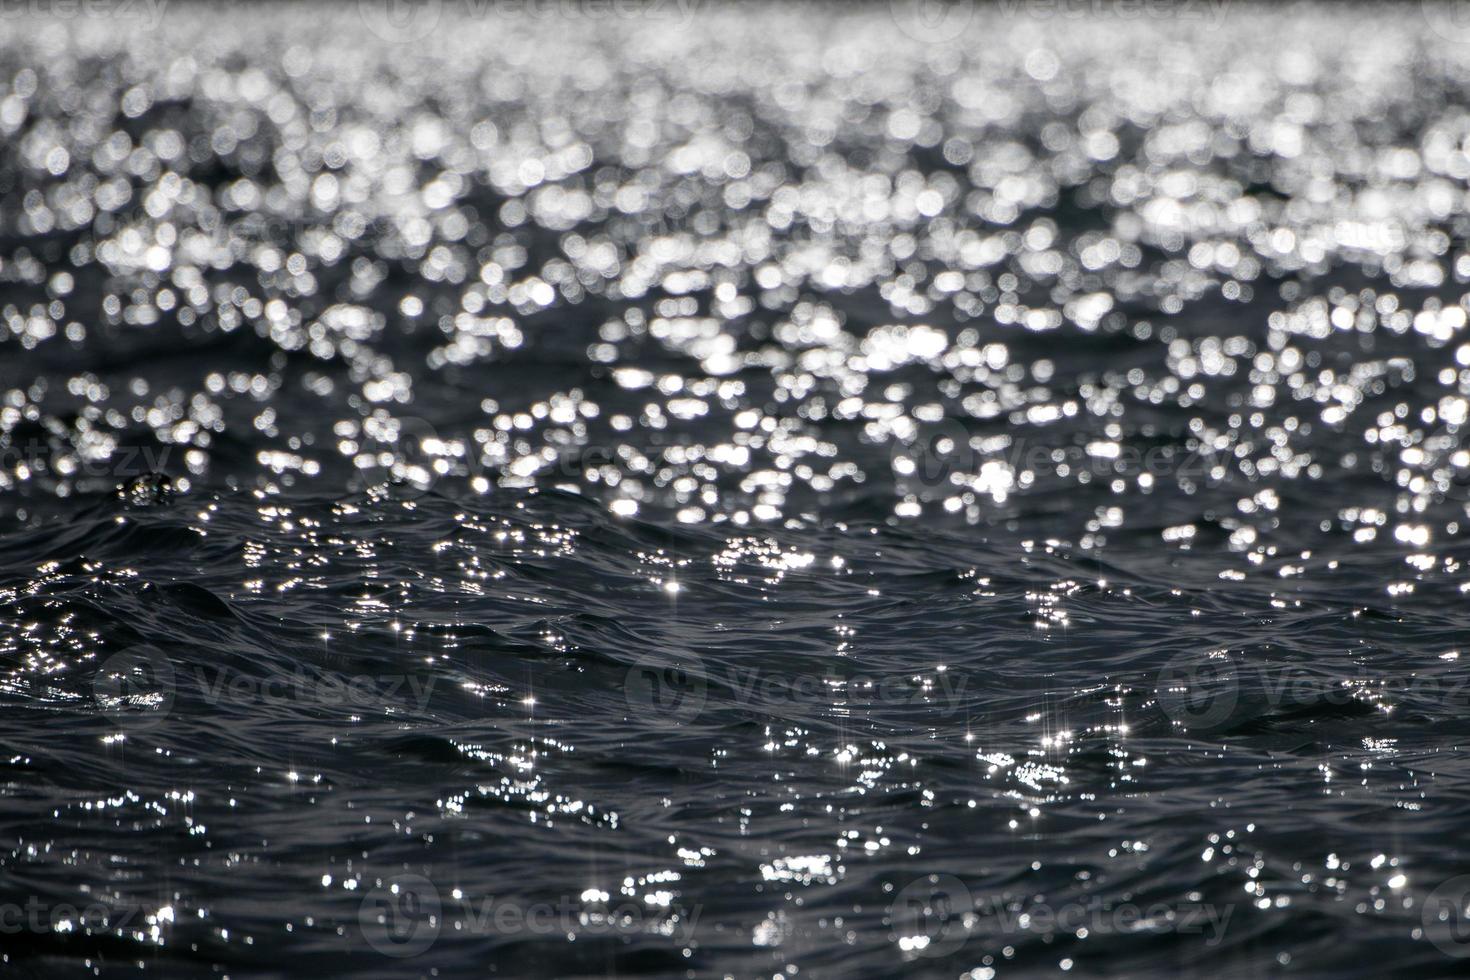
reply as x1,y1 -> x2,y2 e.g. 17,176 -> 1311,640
4,3 -> 1470,976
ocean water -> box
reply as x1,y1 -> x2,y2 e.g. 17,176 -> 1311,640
4,3 -> 1470,976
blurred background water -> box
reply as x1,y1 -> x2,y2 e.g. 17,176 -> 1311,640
4,2 -> 1470,976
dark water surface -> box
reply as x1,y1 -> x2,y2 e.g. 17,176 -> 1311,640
4,4 -> 1470,976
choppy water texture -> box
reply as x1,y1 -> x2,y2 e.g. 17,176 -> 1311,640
6,3 -> 1470,976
